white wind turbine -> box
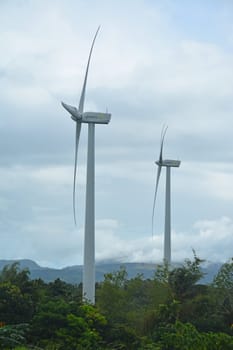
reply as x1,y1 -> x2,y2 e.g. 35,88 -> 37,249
61,27 -> 111,303
152,127 -> 180,265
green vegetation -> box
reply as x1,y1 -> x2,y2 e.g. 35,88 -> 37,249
0,256 -> 232,349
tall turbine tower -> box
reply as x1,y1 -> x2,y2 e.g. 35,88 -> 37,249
61,27 -> 111,303
152,127 -> 180,265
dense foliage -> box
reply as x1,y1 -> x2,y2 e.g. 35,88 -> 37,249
0,256 -> 232,349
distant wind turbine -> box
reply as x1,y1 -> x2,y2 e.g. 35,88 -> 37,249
61,27 -> 111,303
152,126 -> 180,265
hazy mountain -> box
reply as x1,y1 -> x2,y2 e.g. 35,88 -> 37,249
0,259 -> 222,285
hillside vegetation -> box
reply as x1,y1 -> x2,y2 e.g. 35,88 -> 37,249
0,254 -> 232,349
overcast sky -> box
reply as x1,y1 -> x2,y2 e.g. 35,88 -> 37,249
0,0 -> 233,268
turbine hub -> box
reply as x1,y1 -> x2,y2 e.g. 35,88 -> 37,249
61,101 -> 82,121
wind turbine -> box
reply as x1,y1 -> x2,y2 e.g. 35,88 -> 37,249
61,27 -> 111,304
152,126 -> 180,265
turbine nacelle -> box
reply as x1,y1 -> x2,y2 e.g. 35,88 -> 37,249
82,111 -> 111,124
61,102 -> 111,124
156,159 -> 181,168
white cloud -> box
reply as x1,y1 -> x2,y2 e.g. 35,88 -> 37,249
94,216 -> 233,264
176,162 -> 233,201
0,164 -> 86,190
2,82 -> 52,107
0,203 -> 232,266
31,165 -> 85,187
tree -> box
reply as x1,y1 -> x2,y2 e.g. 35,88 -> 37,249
0,323 -> 28,349
213,258 -> 233,290
29,299 -> 72,345
168,252 -> 204,300
0,263 -> 31,294
29,298 -> 108,349
0,282 -> 33,324
152,321 -> 233,350
212,258 -> 233,332
56,305 -> 107,349
47,278 -> 81,303
96,266 -> 128,324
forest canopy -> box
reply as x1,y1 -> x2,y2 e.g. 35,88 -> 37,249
0,256 -> 232,349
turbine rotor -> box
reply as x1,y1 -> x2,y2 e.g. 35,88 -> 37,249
61,27 -> 100,225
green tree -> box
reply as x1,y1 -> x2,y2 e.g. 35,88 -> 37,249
212,258 -> 233,332
154,262 -> 170,284
56,305 -> 107,349
0,282 -> 33,324
213,258 -> 233,290
29,299 -> 72,345
47,278 -> 81,302
29,298 -> 109,349
96,266 -> 128,324
0,263 -> 31,294
152,321 -> 233,350
0,263 -> 35,325
168,253 -> 204,300
0,323 -> 28,349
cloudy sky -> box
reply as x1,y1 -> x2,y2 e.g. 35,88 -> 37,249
0,0 -> 233,267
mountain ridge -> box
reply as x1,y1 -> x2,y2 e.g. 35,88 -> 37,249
0,259 -> 222,285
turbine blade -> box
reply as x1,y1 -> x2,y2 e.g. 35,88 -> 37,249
152,165 -> 162,236
73,122 -> 82,226
159,125 -> 168,162
78,26 -> 100,113
61,102 -> 81,120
